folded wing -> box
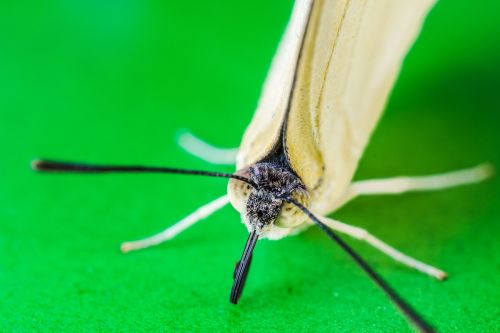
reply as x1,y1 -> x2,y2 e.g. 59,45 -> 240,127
238,0 -> 436,214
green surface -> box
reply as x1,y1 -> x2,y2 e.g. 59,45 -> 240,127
1,0 -> 499,332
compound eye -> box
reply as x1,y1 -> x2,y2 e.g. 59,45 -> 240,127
227,168 -> 252,214
275,188 -> 310,228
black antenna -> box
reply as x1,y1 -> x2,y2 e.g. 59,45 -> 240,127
32,159 -> 257,188
284,197 -> 435,333
230,230 -> 259,304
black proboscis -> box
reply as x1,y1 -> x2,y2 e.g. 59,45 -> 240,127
283,196 -> 435,333
230,231 -> 258,304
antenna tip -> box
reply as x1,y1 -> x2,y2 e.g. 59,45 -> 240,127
31,159 -> 44,171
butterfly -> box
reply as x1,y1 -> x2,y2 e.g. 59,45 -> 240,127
33,1 -> 493,331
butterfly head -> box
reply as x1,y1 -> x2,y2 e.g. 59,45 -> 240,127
228,162 -> 310,235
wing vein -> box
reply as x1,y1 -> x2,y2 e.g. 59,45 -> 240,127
313,0 -> 351,133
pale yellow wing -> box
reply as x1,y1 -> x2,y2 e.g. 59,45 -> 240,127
236,0 -> 314,169
285,0 -> 436,214
237,0 -> 436,215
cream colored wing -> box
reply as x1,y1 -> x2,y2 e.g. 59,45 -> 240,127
237,0 -> 436,214
286,0 -> 436,214
236,0 -> 314,169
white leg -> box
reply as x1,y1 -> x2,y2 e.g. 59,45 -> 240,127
338,163 -> 494,207
121,195 -> 229,253
320,216 -> 447,280
177,130 -> 238,165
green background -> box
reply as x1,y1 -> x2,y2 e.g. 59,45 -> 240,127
1,0 -> 499,332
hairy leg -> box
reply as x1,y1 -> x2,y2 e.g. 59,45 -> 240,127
177,130 -> 238,165
337,163 -> 493,208
121,195 -> 229,253
320,216 -> 447,280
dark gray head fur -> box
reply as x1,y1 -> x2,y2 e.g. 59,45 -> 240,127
245,163 -> 306,232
